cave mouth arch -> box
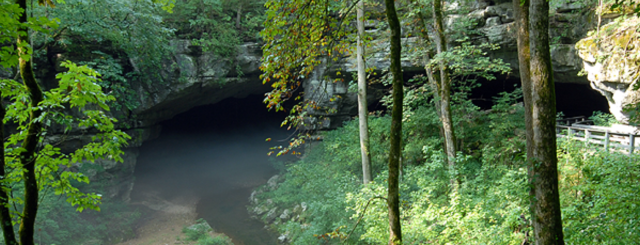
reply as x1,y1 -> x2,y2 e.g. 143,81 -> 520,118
131,94 -> 289,244
468,77 -> 609,117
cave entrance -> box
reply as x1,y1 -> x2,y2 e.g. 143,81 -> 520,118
132,94 -> 289,245
468,77 -> 609,117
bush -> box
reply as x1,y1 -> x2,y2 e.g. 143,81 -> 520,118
559,139 -> 640,244
197,235 -> 234,245
182,218 -> 214,241
180,219 -> 233,245
589,111 -> 618,126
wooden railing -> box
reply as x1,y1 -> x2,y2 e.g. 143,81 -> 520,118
556,116 -> 592,126
556,119 -> 640,155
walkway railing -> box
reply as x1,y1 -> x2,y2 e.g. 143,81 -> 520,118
556,116 -> 640,155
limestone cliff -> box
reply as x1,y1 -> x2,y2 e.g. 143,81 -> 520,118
576,16 -> 640,123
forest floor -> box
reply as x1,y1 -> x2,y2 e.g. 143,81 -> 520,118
115,192 -> 227,245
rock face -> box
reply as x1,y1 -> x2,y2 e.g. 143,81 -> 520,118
576,16 -> 640,123
453,0 -> 592,83
301,0 -> 595,129
133,40 -> 267,127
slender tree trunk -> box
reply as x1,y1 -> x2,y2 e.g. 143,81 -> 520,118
357,0 -> 372,184
513,0 -> 533,165
433,0 -> 457,177
16,0 -> 44,244
0,93 -> 18,245
415,11 -> 445,148
512,0 -> 534,242
383,0 -> 402,243
236,4 -> 242,30
529,0 -> 565,243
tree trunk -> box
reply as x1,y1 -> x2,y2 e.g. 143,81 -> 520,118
415,11 -> 446,150
513,0 -> 533,165
236,4 -> 242,30
433,0 -> 457,178
529,0 -> 565,243
16,0 -> 45,244
383,0 -> 403,243
512,0 -> 534,243
357,0 -> 372,184
0,94 -> 18,245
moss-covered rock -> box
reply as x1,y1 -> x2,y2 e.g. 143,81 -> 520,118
576,16 -> 640,123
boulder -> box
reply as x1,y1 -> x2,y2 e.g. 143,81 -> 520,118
267,175 -> 280,190
265,208 -> 278,223
253,205 -> 270,216
279,209 -> 291,221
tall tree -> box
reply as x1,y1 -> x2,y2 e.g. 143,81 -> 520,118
512,0 -> 534,242
15,0 -> 46,243
357,0 -> 372,184
383,0 -> 403,243
432,0 -> 457,174
528,0 -> 565,243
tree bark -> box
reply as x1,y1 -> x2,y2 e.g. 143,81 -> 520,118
357,0 -> 372,184
16,0 -> 45,244
415,11 -> 445,148
433,0 -> 457,179
529,0 -> 565,243
383,0 -> 402,243
512,0 -> 534,242
0,93 -> 18,245
236,4 -> 243,30
513,0 -> 533,165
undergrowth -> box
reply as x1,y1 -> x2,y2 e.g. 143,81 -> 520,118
252,87 -> 640,244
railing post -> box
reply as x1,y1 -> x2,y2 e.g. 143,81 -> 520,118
605,131 -> 610,152
568,127 -> 573,139
585,130 -> 591,146
630,134 -> 635,155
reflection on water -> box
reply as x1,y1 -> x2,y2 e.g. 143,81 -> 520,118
132,95 -> 289,245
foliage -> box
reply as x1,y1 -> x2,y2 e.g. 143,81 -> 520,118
2,61 -> 130,208
180,219 -> 233,245
254,134 -> 363,244
253,86 -> 532,244
1,2 -> 132,242
165,0 -> 266,56
77,51 -> 140,112
0,0 -> 57,68
10,0 -> 175,113
558,139 -> 640,244
260,0 -> 358,134
347,154 -> 529,244
182,219 -> 213,241
608,0 -> 640,16
29,183 -> 141,244
346,88 -> 529,244
589,111 -> 619,126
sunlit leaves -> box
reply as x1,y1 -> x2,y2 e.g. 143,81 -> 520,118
0,1 -> 58,68
260,0 -> 355,111
261,0 -> 360,156
1,61 -> 130,213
